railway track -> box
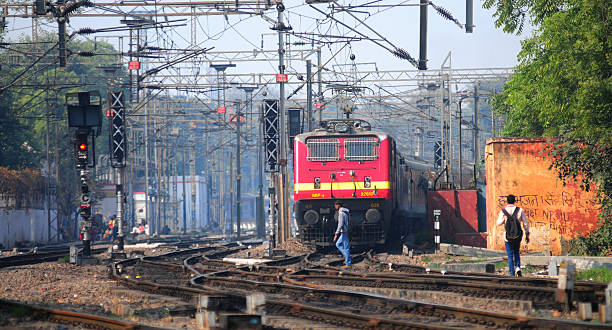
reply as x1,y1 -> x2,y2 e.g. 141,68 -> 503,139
0,235 -> 224,269
286,269 -> 565,310
0,247 -> 107,268
0,299 -> 158,329
192,268 -> 604,329
115,244 -> 388,329
110,245 -> 604,329
364,251 -> 607,305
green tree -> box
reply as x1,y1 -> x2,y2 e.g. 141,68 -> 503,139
484,0 -> 612,255
0,83 -> 40,169
1,30 -> 127,234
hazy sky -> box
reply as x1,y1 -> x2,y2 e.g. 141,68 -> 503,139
4,1 -> 532,74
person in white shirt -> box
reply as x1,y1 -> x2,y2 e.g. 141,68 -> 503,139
496,194 -> 530,276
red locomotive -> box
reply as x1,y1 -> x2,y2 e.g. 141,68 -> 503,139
293,118 -> 429,247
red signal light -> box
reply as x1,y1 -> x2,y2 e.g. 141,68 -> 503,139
79,143 -> 87,150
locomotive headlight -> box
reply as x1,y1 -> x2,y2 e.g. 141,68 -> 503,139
335,122 -> 349,133
314,177 -> 321,189
364,176 -> 371,188
304,210 -> 319,225
365,208 -> 381,223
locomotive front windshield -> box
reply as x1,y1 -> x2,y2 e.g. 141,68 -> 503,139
344,137 -> 378,161
305,136 -> 379,162
306,138 -> 340,161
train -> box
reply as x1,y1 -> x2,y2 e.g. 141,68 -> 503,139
293,118 -> 430,248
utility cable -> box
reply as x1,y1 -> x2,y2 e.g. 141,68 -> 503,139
374,83 -> 435,120
330,0 -> 418,67
286,41 -> 350,100
0,38 -> 64,94
309,3 -> 417,67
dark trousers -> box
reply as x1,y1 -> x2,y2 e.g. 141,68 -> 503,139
505,241 -> 521,276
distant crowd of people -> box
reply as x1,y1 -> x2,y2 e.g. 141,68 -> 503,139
76,214 -> 149,242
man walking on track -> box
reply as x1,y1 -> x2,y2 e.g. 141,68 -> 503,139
333,201 -> 352,267
497,194 -> 530,276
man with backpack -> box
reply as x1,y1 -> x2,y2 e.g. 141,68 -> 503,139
333,201 -> 352,267
497,194 -> 530,276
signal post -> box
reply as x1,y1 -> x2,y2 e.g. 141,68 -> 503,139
75,130 -> 92,255
109,91 -> 127,251
66,91 -> 102,261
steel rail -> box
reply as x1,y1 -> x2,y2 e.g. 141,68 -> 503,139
112,247 -> 603,329
0,247 -> 106,268
112,242 -> 241,302
208,258 -> 603,309
113,253 -> 468,328
203,267 -> 568,310
365,251 -> 606,304
0,235 -> 219,269
262,299 -> 457,329
286,272 -> 563,310
0,298 -> 156,329
191,271 -> 605,329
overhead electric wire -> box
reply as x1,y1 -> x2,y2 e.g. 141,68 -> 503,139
0,37 -> 65,94
0,58 -> 59,95
329,0 -> 418,67
0,43 -> 46,56
286,41 -> 350,100
374,83 -> 436,120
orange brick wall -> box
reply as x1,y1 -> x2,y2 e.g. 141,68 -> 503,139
485,138 -> 600,255
427,190 -> 486,248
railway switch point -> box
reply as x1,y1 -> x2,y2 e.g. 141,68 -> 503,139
579,302 -> 592,321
